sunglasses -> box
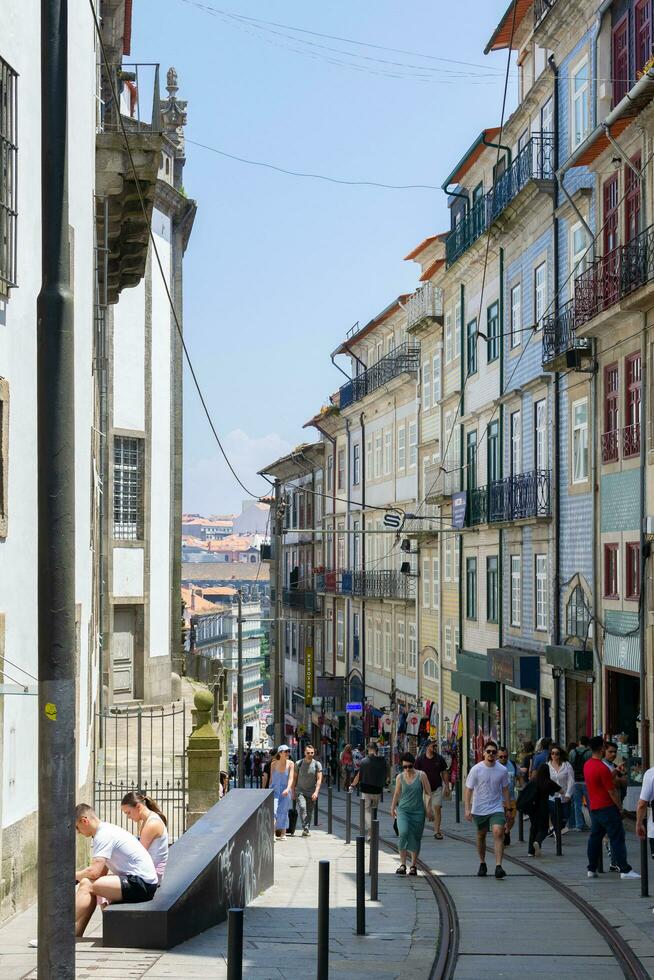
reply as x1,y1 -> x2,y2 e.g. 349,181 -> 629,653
551,751 -> 560,756
402,764 -> 413,770
485,749 -> 497,755
498,755 -> 508,760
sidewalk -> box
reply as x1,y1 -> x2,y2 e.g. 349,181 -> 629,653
0,829 -> 437,980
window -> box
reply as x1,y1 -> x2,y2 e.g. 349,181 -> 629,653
535,399 -> 547,470
572,57 -> 590,148
353,443 -> 360,486
423,559 -> 431,608
113,436 -> 144,539
366,616 -> 373,666
0,58 -> 18,295
604,174 -> 619,255
0,379 -> 8,536
483,553 -> 499,625
510,555 -> 521,626
398,425 -> 406,470
366,437 -> 373,479
636,0 -> 652,75
408,622 -> 417,670
535,554 -> 548,630
534,262 -> 547,327
375,620 -> 382,668
540,95 -> 553,134
567,585 -> 591,640
337,449 -> 345,491
486,301 -> 500,363
454,534 -> 460,583
626,542 -> 640,599
603,364 -> 619,462
327,454 -> 333,492
315,482 -> 323,522
409,421 -> 418,468
432,557 -> 440,611
625,156 -> 642,243
384,620 -> 392,670
511,411 -> 521,477
444,624 -> 452,663
454,302 -> 462,359
625,352 -> 642,456
353,520 -> 360,569
384,429 -> 392,475
424,658 -> 438,681
422,361 -> 431,411
466,430 -> 477,491
612,15 -> 629,107
444,536 -> 452,582
487,420 -> 499,485
466,319 -> 477,376
445,312 -> 453,365
433,352 -> 442,403
454,625 -> 460,658
604,543 -> 619,598
572,398 -> 589,482
337,609 -> 345,661
374,432 -> 382,478
570,222 -> 589,282
510,284 -> 521,349
466,557 -> 477,620
397,620 -> 406,667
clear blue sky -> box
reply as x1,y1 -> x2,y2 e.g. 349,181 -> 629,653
131,0 -> 514,514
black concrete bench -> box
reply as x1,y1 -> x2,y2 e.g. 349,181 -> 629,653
103,788 -> 274,949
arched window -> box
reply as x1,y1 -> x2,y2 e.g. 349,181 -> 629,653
423,657 -> 438,680
566,584 -> 591,640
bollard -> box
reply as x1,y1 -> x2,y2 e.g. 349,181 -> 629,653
356,836 -> 366,935
372,805 -> 378,825
518,808 -> 524,843
314,794 -> 319,827
346,790 -> 352,844
328,785 -> 333,835
227,908 -> 243,980
554,799 -> 563,857
337,766 -> 341,792
455,780 -> 461,824
641,836 -> 650,898
598,838 -> 604,873
360,797 -> 366,838
370,820 -> 379,900
317,860 -> 329,980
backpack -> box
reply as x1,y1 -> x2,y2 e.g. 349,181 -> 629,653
570,747 -> 591,780
516,779 -> 538,814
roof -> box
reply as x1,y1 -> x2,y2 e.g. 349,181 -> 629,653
207,535 -> 259,552
442,128 -> 501,190
419,258 -> 446,282
202,586 -> 239,597
484,0 -> 532,54
332,294 -> 411,356
404,235 -> 438,261
182,535 -> 208,548
182,516 -> 234,528
181,586 -> 218,613
259,442 -> 325,479
182,561 -> 270,583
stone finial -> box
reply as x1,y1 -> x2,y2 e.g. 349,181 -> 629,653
160,67 -> 188,168
194,687 -> 215,724
166,66 -> 179,97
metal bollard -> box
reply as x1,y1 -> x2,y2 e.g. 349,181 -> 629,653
227,908 -> 243,980
314,794 -> 319,827
328,785 -> 333,835
360,797 -> 366,838
455,780 -> 461,824
356,836 -> 366,935
641,836 -> 650,898
518,808 -> 524,843
346,790 -> 352,844
317,860 -> 329,980
372,805 -> 378,824
369,819 -> 379,901
598,838 -> 604,873
337,767 -> 341,792
554,799 -> 563,857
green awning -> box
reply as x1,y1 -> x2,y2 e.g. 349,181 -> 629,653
545,645 -> 593,671
451,671 -> 499,703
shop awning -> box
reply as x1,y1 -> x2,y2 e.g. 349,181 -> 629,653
452,649 -> 499,703
545,645 -> 593,671
487,646 -> 541,692
603,633 -> 640,674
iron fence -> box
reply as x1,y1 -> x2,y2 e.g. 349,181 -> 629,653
542,298 -> 591,366
601,429 -> 619,463
98,62 -> 162,135
406,282 -> 443,329
575,223 -> 654,327
534,0 -> 559,28
467,486 -> 488,526
338,342 -> 420,408
94,701 -> 187,842
623,422 -> 641,458
352,569 -> 416,600
469,471 -> 551,526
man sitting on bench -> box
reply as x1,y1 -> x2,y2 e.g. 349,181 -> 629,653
74,803 -> 159,937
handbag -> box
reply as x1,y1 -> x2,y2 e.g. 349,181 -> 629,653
393,817 -> 399,836
288,805 -> 298,835
516,780 -> 538,814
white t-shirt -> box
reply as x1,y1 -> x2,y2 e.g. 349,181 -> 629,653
465,761 -> 509,816
639,766 -> 654,839
92,821 -> 158,884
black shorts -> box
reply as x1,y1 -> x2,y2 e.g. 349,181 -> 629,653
119,874 -> 158,903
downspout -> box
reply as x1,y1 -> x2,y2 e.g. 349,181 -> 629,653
458,281 -> 464,750
311,419 -> 337,678
345,417 -> 351,722
444,186 -> 470,211
482,134 -> 512,167
498,247 -> 505,740
360,411 -> 366,718
639,312 -> 649,765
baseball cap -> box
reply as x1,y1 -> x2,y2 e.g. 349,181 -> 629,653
277,744 -> 290,753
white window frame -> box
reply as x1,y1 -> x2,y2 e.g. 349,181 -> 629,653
432,556 -> 440,610
433,351 -> 442,403
535,554 -> 548,631
511,555 -> 521,627
397,620 -> 406,667
511,410 -> 522,476
397,424 -> 406,470
534,261 -> 547,328
572,397 -> 589,484
423,558 -> 431,608
374,431 -> 382,479
454,302 -> 462,360
337,609 -> 344,660
353,443 -> 360,486
384,428 -> 392,475
422,361 -> 431,412
374,620 -> 382,668
384,620 -> 392,671
510,283 -> 521,350
366,616 -> 373,666
535,398 -> 547,470
423,658 -> 438,681
408,622 -> 417,670
444,624 -> 452,663
454,534 -> 460,583
409,420 -> 418,468
570,221 -> 589,283
445,312 -> 453,365
366,436 -> 373,479
444,536 -> 452,582
571,55 -> 590,150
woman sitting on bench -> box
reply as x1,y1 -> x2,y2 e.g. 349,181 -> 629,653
121,791 -> 169,883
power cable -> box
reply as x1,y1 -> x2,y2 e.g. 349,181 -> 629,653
89,0 -> 274,502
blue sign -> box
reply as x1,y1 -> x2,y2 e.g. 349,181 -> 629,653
346,702 -> 363,713
452,491 -> 467,530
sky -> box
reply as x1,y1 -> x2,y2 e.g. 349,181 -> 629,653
130,0 -> 516,514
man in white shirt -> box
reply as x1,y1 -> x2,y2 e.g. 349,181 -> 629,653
636,765 -> 654,875
464,740 -> 511,880
74,803 -> 158,936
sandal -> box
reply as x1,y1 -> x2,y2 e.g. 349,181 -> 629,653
395,864 -> 407,876
408,866 -> 418,876
434,832 -> 444,840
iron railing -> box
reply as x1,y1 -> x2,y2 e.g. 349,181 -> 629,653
542,298 -> 592,366
339,342 -> 420,408
601,430 -> 619,463
623,422 -> 641,458
446,134 -> 555,267
315,571 -> 352,595
575,223 -> 654,327
468,470 -> 551,526
282,588 -> 320,611
98,62 -> 162,135
406,282 -> 444,330
467,486 -> 488,526
534,0 -> 559,28
0,56 -> 18,294
353,569 -> 416,601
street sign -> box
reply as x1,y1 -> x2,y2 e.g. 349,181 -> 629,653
346,702 -> 363,713
452,491 -> 467,529
383,510 -> 402,530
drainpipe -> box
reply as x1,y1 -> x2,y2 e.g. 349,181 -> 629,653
345,417 -> 351,702
360,411 -> 366,717
482,134 -> 512,168
603,125 -> 647,236
639,312 -> 649,765
444,186 -> 470,211
311,419 -> 337,679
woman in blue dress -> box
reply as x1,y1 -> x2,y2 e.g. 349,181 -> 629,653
391,752 -> 433,875
270,745 -> 294,839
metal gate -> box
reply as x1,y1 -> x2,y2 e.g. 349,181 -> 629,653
93,701 -> 187,841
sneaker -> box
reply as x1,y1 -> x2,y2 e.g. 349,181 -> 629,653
587,870 -> 598,878
477,862 -> 487,877
533,841 -> 541,856
395,864 -> 407,876
620,870 -> 641,880
569,827 -> 582,833
495,865 -> 507,879
561,827 -> 569,836
609,864 -> 620,872
302,830 -> 309,837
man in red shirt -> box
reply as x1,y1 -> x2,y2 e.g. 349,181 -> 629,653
584,736 -> 639,879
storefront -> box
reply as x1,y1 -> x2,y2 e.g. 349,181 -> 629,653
486,647 -> 541,758
546,645 -> 594,744
604,633 -> 640,745
451,650 -> 500,767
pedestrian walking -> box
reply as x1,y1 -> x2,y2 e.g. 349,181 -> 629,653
121,791 -> 169,883
464,740 -> 511,879
584,736 -> 639,879
390,752 -> 433,876
340,743 -> 354,790
636,763 -> 654,867
521,764 -> 562,856
497,747 -> 519,846
603,740 -> 628,870
244,749 -> 253,784
547,745 -> 575,834
352,745 -> 364,777
270,745 -> 294,840
292,743 -> 323,836
415,738 -> 450,840
568,735 -> 591,831
519,740 -> 535,784
529,738 -> 552,778
350,742 -> 387,837
253,751 -> 262,788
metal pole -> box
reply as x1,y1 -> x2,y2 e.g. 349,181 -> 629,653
317,861 -> 329,980
369,819 -> 379,901
359,797 -> 366,837
327,785 -> 333,834
314,792 -> 319,826
598,839 -> 604,873
356,836 -> 366,935
273,480 -> 285,749
346,790 -> 352,844
641,837 -> 649,898
518,808 -> 524,843
237,592 -> 245,788
554,798 -> 563,856
455,778 -> 461,824
38,0 -> 76,974
227,908 -> 244,980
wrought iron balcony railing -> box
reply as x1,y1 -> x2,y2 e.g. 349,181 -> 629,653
467,486 -> 488,527
601,430 -> 619,464
542,298 -> 592,368
282,588 -> 320,611
468,471 -> 551,526
446,134 -> 555,268
575,223 -> 654,327
406,282 -> 444,330
339,342 -> 420,409
534,0 -> 559,28
352,569 -> 416,601
623,422 -> 640,458
315,571 -> 352,595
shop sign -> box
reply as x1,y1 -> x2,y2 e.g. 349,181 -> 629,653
488,650 -> 515,685
346,702 -> 363,713
452,491 -> 467,529
317,676 -> 344,698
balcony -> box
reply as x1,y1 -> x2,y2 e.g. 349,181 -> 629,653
315,571 -> 352,595
466,471 -> 551,527
282,588 -> 320,611
425,457 -> 461,502
406,282 -> 443,331
353,569 -> 416,601
445,134 -> 555,268
467,486 -> 488,527
623,422 -> 641,459
542,298 -> 592,370
339,342 -> 420,409
601,430 -> 619,464
575,223 -> 654,329
534,0 -> 559,29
